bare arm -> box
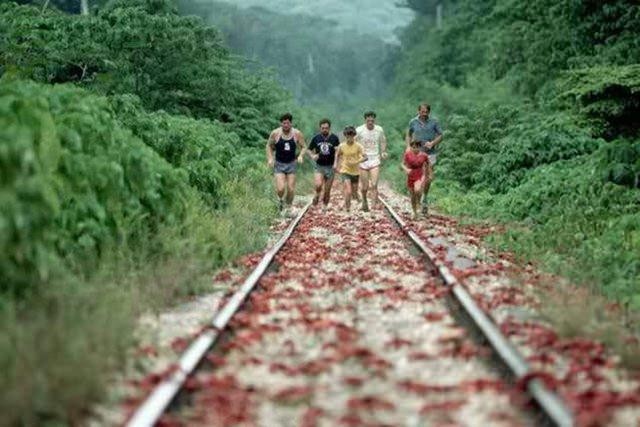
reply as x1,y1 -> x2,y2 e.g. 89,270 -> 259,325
357,145 -> 367,164
380,131 -> 388,159
333,146 -> 341,170
431,133 -> 443,149
266,130 -> 277,167
306,139 -> 318,161
307,149 -> 319,161
401,154 -> 411,174
427,122 -> 443,150
296,130 -> 306,163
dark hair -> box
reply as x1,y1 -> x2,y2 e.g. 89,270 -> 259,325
319,118 -> 331,127
418,103 -> 431,112
280,113 -> 293,122
363,111 -> 376,119
343,125 -> 357,136
410,140 -> 421,146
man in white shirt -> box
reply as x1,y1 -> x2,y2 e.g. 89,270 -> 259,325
356,111 -> 388,211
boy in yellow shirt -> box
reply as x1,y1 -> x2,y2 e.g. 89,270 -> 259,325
334,126 -> 367,211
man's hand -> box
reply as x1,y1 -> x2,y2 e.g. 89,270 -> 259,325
297,155 -> 304,164
381,152 -> 388,160
425,141 -> 434,150
312,154 -> 319,161
268,158 -> 274,168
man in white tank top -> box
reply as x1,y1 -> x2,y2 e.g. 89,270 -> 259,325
356,111 -> 387,211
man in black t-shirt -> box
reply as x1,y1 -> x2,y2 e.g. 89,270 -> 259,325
307,118 -> 340,209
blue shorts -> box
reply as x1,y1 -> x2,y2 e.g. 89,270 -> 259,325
314,164 -> 335,180
274,160 -> 297,175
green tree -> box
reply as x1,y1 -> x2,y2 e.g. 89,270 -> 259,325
178,0 -> 398,105
0,1 -> 287,136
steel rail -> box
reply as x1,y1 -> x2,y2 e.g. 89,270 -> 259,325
126,201 -> 312,427
379,196 -> 574,427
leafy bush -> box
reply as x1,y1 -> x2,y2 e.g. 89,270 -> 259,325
111,95 -> 235,202
557,64 -> 640,140
430,105 -> 599,192
389,0 -> 640,308
0,1 -> 292,424
0,1 -> 287,129
400,0 -> 640,97
0,79 -> 194,295
599,138 -> 640,188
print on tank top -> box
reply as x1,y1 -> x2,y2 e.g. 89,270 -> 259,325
275,130 -> 297,163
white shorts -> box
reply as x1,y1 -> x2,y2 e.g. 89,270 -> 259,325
428,154 -> 437,166
360,156 -> 381,170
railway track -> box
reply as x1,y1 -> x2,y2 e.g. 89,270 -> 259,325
379,196 -> 573,427
126,202 -> 313,427
126,195 -> 574,427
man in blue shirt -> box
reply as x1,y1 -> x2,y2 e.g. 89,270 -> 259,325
405,103 -> 443,215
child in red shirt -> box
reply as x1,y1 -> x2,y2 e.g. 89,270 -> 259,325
402,140 -> 430,219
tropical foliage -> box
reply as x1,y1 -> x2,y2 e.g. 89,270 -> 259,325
177,0 -> 398,104
385,0 -> 640,306
1,0 -> 289,423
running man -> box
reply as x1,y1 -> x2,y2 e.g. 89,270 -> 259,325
356,111 -> 388,211
402,140 -> 430,220
266,113 -> 305,212
405,103 -> 443,215
307,118 -> 340,210
334,126 -> 366,212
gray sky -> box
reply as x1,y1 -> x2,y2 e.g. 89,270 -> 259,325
215,0 -> 414,43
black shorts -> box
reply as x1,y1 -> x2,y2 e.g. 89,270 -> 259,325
340,173 -> 359,184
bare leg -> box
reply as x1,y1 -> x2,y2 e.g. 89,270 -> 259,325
313,172 -> 323,205
323,175 -> 334,206
369,166 -> 380,207
415,176 -> 428,216
286,173 -> 296,206
343,179 -> 352,211
424,163 -> 434,197
275,173 -> 286,210
352,175 -> 360,202
413,179 -> 424,218
410,190 -> 420,218
360,169 -> 369,211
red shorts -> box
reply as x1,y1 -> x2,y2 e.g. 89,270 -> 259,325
407,170 -> 424,190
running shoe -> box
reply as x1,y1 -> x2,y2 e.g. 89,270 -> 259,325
421,199 -> 428,216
